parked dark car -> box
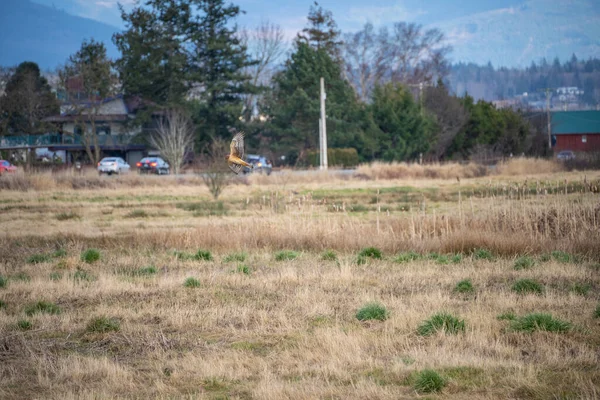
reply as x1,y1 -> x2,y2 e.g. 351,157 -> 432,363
556,150 -> 575,161
244,154 -> 272,175
136,157 -> 170,175
0,160 -> 17,175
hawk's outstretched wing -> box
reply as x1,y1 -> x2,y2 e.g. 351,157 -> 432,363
230,131 -> 245,159
228,161 -> 243,175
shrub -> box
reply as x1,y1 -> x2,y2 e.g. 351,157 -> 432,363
512,279 -> 544,295
356,302 -> 389,321
510,313 -> 571,333
453,279 -> 474,294
184,277 -> 201,288
570,282 -> 591,296
194,249 -> 213,261
81,248 -> 101,264
87,316 -> 120,333
17,320 -> 32,330
321,250 -> 337,261
414,369 -> 447,393
359,247 -> 383,259
417,312 -> 465,336
275,250 -> 299,261
24,301 -> 61,316
394,251 -> 422,263
27,253 -> 51,264
514,256 -> 535,270
473,248 -> 493,260
223,252 -> 247,263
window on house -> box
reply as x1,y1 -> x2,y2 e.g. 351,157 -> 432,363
582,135 -> 587,143
96,125 -> 111,135
74,126 -> 83,135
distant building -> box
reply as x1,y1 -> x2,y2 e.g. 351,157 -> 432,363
551,110 -> 600,153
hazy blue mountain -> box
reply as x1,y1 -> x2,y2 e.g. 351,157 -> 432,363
435,0 -> 600,68
0,0 -> 119,69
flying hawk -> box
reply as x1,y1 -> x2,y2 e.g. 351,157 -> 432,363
225,131 -> 253,174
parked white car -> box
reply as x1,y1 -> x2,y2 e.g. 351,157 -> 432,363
97,157 -> 131,175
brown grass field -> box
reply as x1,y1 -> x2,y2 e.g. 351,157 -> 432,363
1,159 -> 599,399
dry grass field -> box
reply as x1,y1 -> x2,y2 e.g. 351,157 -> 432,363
1,159 -> 599,399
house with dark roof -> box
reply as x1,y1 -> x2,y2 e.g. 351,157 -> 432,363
551,110 -> 600,153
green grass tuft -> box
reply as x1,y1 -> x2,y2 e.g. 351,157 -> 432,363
24,301 -> 61,316
12,272 -> 31,282
194,249 -> 213,261
236,264 -> 251,275
497,311 -> 517,321
125,209 -> 148,218
223,252 -> 247,262
55,211 -> 81,221
73,268 -> 96,282
51,248 -> 67,258
417,312 -> 465,336
17,320 -> 32,330
450,254 -> 463,263
394,251 -> 422,263
81,248 -> 101,264
514,256 -> 535,270
87,316 -> 120,333
27,253 -> 51,264
512,279 -> 544,295
0,299 -> 6,309
510,313 -> 571,333
551,250 -> 573,263
570,282 -> 591,296
359,247 -> 383,259
0,275 -> 7,288
594,303 -> 600,319
321,249 -> 338,261
473,248 -> 493,260
275,250 -> 299,261
453,279 -> 475,294
184,277 -> 201,288
414,369 -> 447,393
49,272 -> 63,281
356,302 -> 389,321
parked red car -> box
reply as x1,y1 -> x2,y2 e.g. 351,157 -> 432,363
0,160 -> 17,175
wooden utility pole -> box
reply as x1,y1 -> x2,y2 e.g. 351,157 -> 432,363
545,88 -> 552,149
320,77 -> 328,170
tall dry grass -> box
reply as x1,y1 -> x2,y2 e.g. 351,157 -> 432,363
495,157 -> 566,176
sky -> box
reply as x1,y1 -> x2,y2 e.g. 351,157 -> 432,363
27,0 -> 600,67
31,0 -> 524,37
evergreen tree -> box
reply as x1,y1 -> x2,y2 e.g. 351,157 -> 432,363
265,42 -> 365,164
0,62 -> 58,135
297,2 -> 342,59
369,83 -> 434,161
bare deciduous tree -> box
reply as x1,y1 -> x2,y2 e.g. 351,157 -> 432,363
342,22 -> 451,102
239,20 -> 286,121
342,23 -> 387,102
200,137 -> 231,200
423,83 -> 469,160
149,108 -> 194,175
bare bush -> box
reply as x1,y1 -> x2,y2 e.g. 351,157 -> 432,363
149,109 -> 195,175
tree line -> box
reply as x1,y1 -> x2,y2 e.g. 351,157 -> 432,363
0,0 -> 574,166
